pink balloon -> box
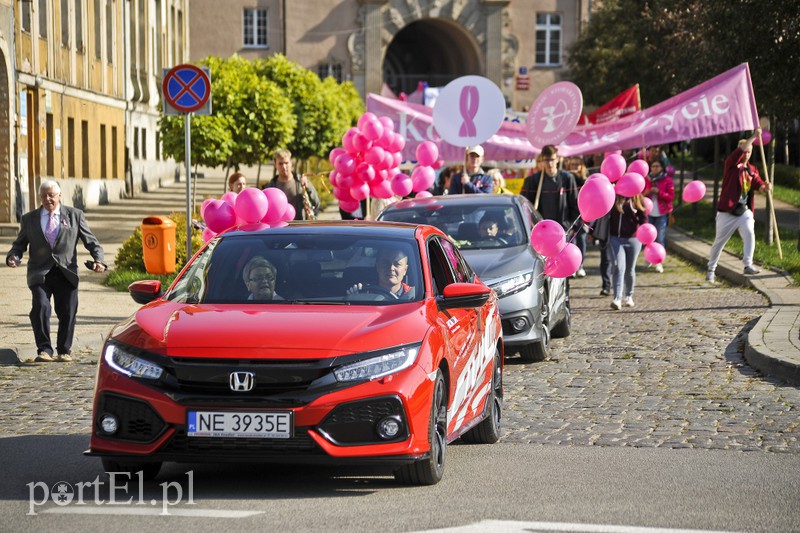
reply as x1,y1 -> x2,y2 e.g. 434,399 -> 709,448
364,145 -> 386,166
415,190 -> 433,198
355,162 -> 375,184
357,112 -> 378,131
392,151 -> 403,169
416,141 -> 439,167
200,198 -> 214,218
432,159 -> 444,170
220,191 -> 238,206
337,173 -> 355,190
601,154 -> 627,183
235,187 -> 269,223
628,159 -> 649,178
334,153 -> 357,175
682,180 -> 706,203
352,131 -> 372,153
587,172 -> 608,182
339,199 -> 360,213
378,116 -> 395,133
370,179 -> 394,199
636,223 -> 658,245
203,199 -> 236,233
391,173 -> 413,197
333,185 -> 354,202
665,165 -> 676,176
329,147 -> 346,166
328,169 -> 340,188
360,117 -> 384,142
616,172 -> 646,197
643,242 -> 666,264
350,182 -> 370,201
202,227 -> 217,243
282,204 -> 296,221
577,176 -> 615,222
753,129 -> 772,146
530,220 -> 566,257
642,196 -> 654,216
262,187 -> 289,223
544,242 -> 582,278
411,165 -> 435,192
388,132 -> 406,153
341,127 -> 359,154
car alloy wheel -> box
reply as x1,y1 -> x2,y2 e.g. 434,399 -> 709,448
461,348 -> 502,444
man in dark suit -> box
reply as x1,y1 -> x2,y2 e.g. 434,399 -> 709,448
6,180 -> 106,362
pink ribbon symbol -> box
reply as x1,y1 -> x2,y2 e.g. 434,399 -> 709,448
458,85 -> 479,137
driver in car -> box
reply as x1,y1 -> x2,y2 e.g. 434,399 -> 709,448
347,247 -> 415,300
244,256 -> 284,301
478,215 -> 508,244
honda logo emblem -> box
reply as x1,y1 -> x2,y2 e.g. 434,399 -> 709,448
229,371 -> 255,392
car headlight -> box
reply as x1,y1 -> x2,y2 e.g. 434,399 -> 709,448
334,345 -> 420,382
489,272 -> 534,298
104,343 -> 164,380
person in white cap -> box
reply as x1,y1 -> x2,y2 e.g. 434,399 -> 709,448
448,145 -> 493,194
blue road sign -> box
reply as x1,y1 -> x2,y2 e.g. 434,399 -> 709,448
162,64 -> 211,114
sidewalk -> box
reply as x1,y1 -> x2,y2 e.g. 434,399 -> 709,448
1,173 -> 798,385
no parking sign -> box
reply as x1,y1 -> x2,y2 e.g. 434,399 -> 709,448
162,64 -> 212,116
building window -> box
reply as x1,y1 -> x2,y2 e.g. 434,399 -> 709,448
155,130 -> 161,160
112,126 -> 118,178
243,9 -> 268,48
106,0 -> 114,64
141,128 -> 147,160
21,1 -> 31,32
133,127 -> 139,158
68,118 -> 76,177
75,0 -> 84,51
535,13 -> 562,67
81,120 -> 90,178
317,62 -> 343,83
100,124 -> 107,178
61,0 -> 69,46
39,0 -> 48,38
94,0 -> 101,59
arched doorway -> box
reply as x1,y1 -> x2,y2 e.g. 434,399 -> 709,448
383,19 -> 481,97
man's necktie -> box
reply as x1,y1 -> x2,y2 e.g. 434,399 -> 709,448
46,212 -> 58,247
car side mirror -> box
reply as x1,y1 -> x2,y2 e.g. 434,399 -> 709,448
128,280 -> 163,305
437,282 -> 491,309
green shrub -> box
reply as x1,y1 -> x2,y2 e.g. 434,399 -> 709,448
772,164 -> 800,189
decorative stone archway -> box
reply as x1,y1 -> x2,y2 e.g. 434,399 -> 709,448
349,0 -> 518,99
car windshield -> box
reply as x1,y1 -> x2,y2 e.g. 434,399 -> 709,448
380,202 -> 526,250
163,233 -> 423,305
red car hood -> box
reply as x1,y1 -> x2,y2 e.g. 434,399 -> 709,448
111,301 -> 428,358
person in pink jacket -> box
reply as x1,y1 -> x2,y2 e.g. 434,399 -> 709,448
643,159 -> 675,272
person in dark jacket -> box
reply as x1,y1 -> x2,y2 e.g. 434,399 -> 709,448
264,148 -> 320,220
520,145 -> 580,232
448,146 -> 492,194
706,128 -> 770,283
609,194 -> 647,310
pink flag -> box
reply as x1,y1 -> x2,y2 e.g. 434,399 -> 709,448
366,63 -> 760,161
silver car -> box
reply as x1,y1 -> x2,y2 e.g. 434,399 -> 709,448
379,194 -> 570,361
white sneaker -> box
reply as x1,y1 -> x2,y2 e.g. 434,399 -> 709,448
610,299 -> 622,310
654,263 -> 664,273
623,296 -> 635,307
705,271 -> 715,284
575,267 -> 586,278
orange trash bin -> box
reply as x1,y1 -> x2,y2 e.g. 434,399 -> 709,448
141,216 -> 176,275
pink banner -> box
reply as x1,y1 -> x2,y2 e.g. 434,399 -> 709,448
366,63 -> 759,162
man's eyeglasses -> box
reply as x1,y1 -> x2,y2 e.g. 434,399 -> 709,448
249,274 -> 275,283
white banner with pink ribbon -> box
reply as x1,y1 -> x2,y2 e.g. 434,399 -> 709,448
366,63 -> 760,162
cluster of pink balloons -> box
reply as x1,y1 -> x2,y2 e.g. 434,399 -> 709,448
200,187 -> 294,242
328,113 -> 441,212
634,223 -> 666,264
530,220 -> 582,278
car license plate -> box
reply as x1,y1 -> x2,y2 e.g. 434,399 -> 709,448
187,411 -> 292,438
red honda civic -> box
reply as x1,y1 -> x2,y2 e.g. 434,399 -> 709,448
87,222 -> 503,485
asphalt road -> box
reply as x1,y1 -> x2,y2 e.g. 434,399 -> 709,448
1,198 -> 798,531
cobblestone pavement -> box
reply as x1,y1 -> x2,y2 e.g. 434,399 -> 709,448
1,248 -> 798,454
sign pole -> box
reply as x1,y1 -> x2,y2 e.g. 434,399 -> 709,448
185,113 -> 192,259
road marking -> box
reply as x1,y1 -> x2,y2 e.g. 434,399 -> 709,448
41,507 -> 262,518
418,520 -> 743,533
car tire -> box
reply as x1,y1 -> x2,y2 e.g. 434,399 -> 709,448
461,348 -> 502,444
394,370 -> 447,485
101,458 -> 162,481
551,300 -> 571,338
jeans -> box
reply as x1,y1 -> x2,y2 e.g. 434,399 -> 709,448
599,239 -> 613,291
649,214 -> 668,247
610,236 -> 642,300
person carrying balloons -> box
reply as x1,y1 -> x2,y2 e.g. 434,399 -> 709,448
706,128 -> 771,283
448,145 -> 493,194
643,159 -> 675,273
609,194 -> 648,310
520,145 -> 582,273
264,148 -> 320,220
